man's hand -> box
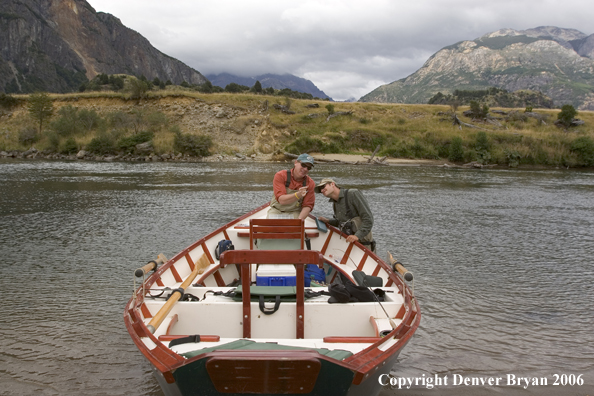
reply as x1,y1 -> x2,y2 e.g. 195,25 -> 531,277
297,186 -> 308,198
346,235 -> 359,243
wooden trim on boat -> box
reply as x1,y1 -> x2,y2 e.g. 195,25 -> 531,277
201,242 -> 215,266
158,334 -> 221,342
213,270 -> 225,286
140,302 -> 152,318
356,251 -> 369,271
220,249 -> 324,339
165,314 -> 178,335
340,243 -> 354,265
185,253 -> 195,271
320,228 -> 333,255
170,264 -> 182,283
323,336 -> 382,343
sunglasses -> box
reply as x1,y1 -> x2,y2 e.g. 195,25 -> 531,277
299,162 -> 312,170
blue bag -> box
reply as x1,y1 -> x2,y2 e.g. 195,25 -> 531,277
215,240 -> 235,260
304,264 -> 326,286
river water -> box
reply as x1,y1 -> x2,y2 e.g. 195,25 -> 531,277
0,159 -> 592,396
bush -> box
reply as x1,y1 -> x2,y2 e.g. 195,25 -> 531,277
18,126 -> 38,146
504,149 -> 521,167
173,132 -> 212,157
51,105 -> 80,136
86,135 -> 115,155
117,131 -> 154,153
449,136 -> 464,162
557,104 -> 578,128
570,136 -> 594,166
128,78 -> 149,99
0,93 -> 19,109
468,100 -> 489,119
61,137 -> 78,154
475,131 -> 491,164
78,108 -> 101,131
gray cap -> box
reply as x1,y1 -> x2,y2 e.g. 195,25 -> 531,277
314,177 -> 339,193
297,153 -> 314,166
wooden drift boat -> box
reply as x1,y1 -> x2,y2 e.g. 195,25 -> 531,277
124,203 -> 420,396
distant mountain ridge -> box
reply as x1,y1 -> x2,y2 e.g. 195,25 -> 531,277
360,26 -> 594,110
206,73 -> 332,100
0,0 -> 207,93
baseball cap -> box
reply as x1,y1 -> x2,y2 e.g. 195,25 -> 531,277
314,177 -> 339,193
297,153 -> 314,166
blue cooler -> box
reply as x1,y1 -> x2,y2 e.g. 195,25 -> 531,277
256,264 -> 296,286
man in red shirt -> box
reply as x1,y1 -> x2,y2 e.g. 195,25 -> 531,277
268,154 -> 316,219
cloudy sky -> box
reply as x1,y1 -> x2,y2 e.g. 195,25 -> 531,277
87,0 -> 593,101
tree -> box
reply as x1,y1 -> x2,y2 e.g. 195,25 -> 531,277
449,136 -> 464,162
27,92 -> 54,134
252,80 -> 263,93
128,78 -> 149,99
557,104 -> 578,128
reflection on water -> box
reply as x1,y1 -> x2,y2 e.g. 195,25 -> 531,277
0,160 -> 593,395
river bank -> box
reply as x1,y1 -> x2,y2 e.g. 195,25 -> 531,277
0,148 -> 565,170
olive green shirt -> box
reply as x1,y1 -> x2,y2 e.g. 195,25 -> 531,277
327,188 -> 374,242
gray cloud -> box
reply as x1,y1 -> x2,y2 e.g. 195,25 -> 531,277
88,0 -> 593,100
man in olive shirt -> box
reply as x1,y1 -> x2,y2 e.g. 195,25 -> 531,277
315,177 -> 376,253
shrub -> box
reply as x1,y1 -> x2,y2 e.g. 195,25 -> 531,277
570,136 -> 594,166
61,137 -> 78,154
449,136 -> 464,162
285,136 -> 338,154
117,131 -> 154,153
86,135 -> 115,155
106,111 -> 133,131
504,149 -> 521,167
51,105 -> 80,136
475,131 -> 491,164
128,78 -> 149,99
557,104 -> 578,128
18,126 -> 38,146
468,100 -> 489,119
173,132 -> 212,157
0,93 -> 19,109
78,108 -> 101,131
325,104 -> 335,115
27,92 -> 54,133
146,112 -> 168,132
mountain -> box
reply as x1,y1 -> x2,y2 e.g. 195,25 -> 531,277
206,73 -> 332,100
360,26 -> 594,110
0,0 -> 207,94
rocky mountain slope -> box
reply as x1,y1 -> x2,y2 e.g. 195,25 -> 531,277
206,73 -> 332,100
360,26 -> 594,110
0,0 -> 207,94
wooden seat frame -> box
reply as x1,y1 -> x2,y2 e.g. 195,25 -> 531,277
219,249 -> 324,339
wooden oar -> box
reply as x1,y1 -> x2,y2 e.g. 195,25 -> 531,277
387,251 -> 413,281
146,253 -> 209,334
135,253 -> 167,277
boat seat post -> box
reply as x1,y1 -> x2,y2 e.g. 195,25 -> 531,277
219,249 -> 323,339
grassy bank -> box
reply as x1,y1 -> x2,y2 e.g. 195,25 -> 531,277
1,90 -> 593,167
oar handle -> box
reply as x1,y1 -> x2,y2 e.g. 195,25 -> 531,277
146,254 -> 209,334
387,252 -> 413,282
135,253 -> 167,277
395,263 -> 413,282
